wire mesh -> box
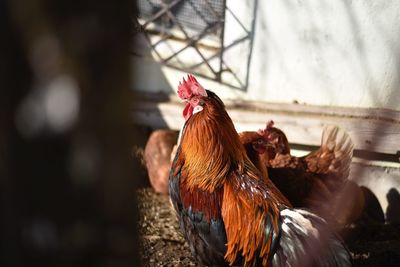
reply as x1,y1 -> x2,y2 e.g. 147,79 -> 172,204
138,0 -> 224,36
135,0 -> 257,90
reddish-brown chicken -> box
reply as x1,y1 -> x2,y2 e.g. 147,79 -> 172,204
240,121 -> 357,226
169,74 -> 351,267
143,129 -> 178,194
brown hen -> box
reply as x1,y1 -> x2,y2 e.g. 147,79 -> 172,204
240,121 -> 356,227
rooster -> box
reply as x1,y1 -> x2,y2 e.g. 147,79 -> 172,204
169,74 -> 352,267
240,121 -> 356,226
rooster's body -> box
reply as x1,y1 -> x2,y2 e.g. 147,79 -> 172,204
169,75 -> 352,266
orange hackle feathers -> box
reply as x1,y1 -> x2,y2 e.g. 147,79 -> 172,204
222,173 -> 281,267
177,94 -> 246,192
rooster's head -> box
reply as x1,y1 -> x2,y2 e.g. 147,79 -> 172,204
178,74 -> 208,121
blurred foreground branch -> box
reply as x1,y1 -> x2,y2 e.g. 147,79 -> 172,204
1,1 -> 141,266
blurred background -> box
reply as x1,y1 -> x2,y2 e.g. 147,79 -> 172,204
1,0 -> 141,266
1,0 -> 400,266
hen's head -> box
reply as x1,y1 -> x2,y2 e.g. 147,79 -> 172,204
257,120 -> 290,156
178,74 -> 209,121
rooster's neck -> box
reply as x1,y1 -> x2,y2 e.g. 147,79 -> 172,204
179,103 -> 245,192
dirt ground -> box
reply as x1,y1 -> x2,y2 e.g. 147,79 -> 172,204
137,187 -> 400,267
137,188 -> 196,266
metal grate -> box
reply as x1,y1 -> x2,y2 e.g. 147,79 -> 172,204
135,0 -> 257,90
139,0 -> 224,35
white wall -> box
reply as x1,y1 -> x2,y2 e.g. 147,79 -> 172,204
133,0 -> 400,111
248,0 -> 400,110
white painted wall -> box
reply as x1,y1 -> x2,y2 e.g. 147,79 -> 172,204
248,0 -> 400,110
133,0 -> 400,111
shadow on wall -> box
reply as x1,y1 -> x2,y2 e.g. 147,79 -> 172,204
386,188 -> 400,224
360,186 -> 385,223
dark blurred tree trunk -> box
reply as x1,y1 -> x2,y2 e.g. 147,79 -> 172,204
1,1 -> 141,266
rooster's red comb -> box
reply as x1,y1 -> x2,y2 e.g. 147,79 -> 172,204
177,74 -> 207,100
257,120 -> 274,136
